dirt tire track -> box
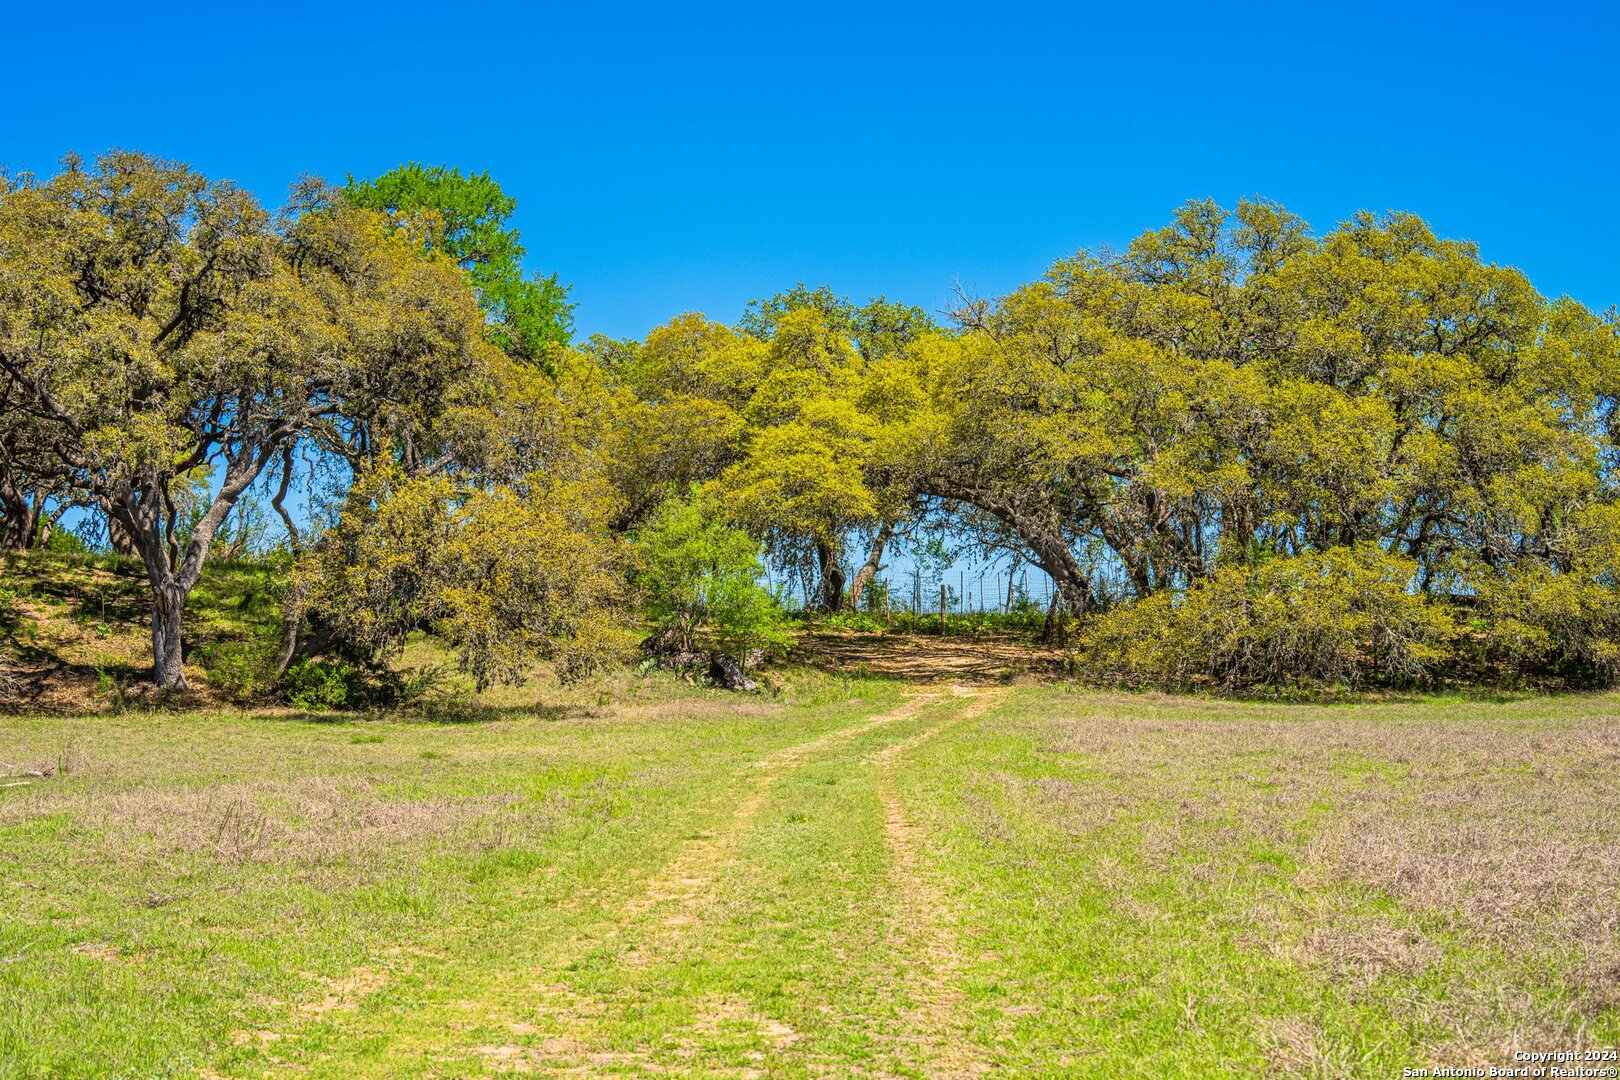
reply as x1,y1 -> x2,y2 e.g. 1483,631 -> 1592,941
493,689 -> 977,1075
872,684 -> 1006,1077
626,689 -> 946,929
494,691 -> 952,1073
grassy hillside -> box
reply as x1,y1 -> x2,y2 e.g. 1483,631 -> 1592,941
1,551 -> 288,711
0,552 -> 1062,711
2,685 -> 1617,1076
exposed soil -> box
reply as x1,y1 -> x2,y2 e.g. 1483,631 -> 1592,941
871,686 -> 1005,1076
791,630 -> 1065,683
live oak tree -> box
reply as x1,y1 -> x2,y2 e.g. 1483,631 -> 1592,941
7,155 -> 1620,695
585,201 -> 1618,685
0,152 -> 502,687
882,201 -> 1620,628
612,296 -> 930,611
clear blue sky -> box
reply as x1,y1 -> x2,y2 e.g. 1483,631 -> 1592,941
5,1 -> 1616,341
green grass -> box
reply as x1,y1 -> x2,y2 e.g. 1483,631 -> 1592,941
2,683 -> 1618,1076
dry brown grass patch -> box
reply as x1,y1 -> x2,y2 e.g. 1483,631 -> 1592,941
0,773 -> 576,869
1000,695 -> 1620,1058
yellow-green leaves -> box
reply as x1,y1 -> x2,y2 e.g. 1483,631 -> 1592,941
298,465 -> 624,689
1078,544 -> 1458,691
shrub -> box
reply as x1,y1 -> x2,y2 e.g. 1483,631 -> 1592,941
281,658 -> 361,711
808,611 -> 886,633
633,491 -> 792,664
42,528 -> 87,555
295,465 -> 624,691
1076,543 -> 1456,692
1473,504 -> 1620,687
197,642 -> 274,703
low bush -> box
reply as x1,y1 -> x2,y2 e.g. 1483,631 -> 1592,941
281,657 -> 363,711
1075,544 -> 1456,693
633,491 -> 793,665
803,611 -> 887,634
1472,504 -> 1620,687
197,641 -> 276,703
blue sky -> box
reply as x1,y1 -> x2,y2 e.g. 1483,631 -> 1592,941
5,1 -> 1616,342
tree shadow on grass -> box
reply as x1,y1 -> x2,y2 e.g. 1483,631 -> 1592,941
0,640 -> 146,712
271,700 -> 590,726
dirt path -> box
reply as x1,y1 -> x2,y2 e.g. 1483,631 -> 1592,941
625,690 -> 946,932
871,685 -> 1005,1077
480,687 -> 1005,1074
480,692 -> 955,1071
793,631 -> 1064,683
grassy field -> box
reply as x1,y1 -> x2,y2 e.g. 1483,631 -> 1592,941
3,677 -> 1618,1077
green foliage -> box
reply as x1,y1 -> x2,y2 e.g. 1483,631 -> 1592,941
281,657 -> 359,711
739,283 -> 933,361
346,163 -> 574,362
633,492 -> 792,663
802,610 -> 887,634
888,609 -> 1049,636
0,151 -> 511,687
40,528 -> 86,554
197,641 -> 275,703
1077,544 -> 1457,692
6,158 -> 1620,697
296,463 -> 624,690
1472,504 -> 1620,686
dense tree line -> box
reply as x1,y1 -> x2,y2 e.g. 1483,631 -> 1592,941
3,153 -> 1617,692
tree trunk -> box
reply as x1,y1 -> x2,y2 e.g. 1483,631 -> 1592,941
105,505 -> 138,555
0,479 -> 38,551
813,540 -> 846,613
846,523 -> 893,612
151,580 -> 189,689
271,577 -> 310,682
1022,534 -> 1093,616
980,501 -> 1092,614
1041,592 -> 1068,645
915,480 -> 1095,614
121,444 -> 281,687
640,614 -> 694,657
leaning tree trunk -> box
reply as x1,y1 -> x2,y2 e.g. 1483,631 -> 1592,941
915,479 -> 1095,616
846,523 -> 893,612
105,506 -> 138,556
979,499 -> 1093,615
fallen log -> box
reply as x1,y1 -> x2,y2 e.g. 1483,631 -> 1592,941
707,651 -> 758,693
